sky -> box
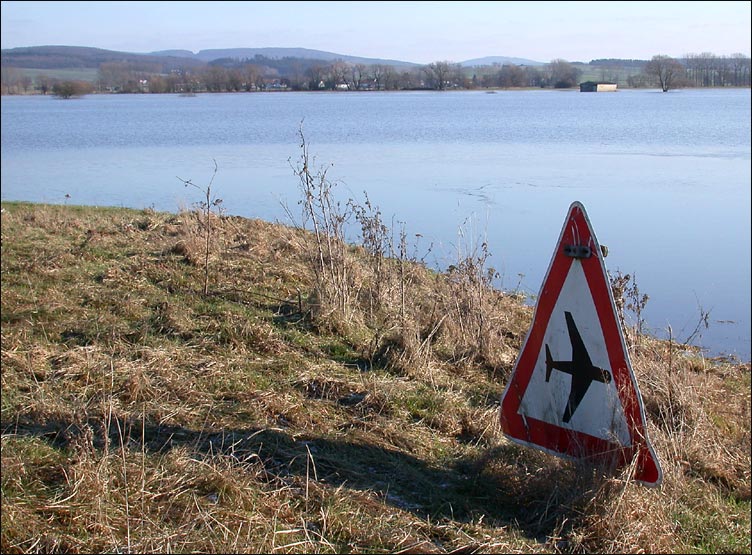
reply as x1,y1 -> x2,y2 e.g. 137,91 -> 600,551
1,1 -> 750,64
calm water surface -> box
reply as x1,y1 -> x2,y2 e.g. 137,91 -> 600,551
2,89 -> 750,361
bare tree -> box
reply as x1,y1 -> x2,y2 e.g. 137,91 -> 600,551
645,55 -> 685,92
200,66 -> 228,92
546,59 -> 581,88
350,63 -> 367,90
52,80 -> 93,98
524,66 -> 545,88
730,54 -> 751,87
370,64 -> 391,90
380,65 -> 399,90
498,64 -> 526,88
241,63 -> 263,91
424,61 -> 455,90
36,74 -> 53,95
148,74 -> 168,93
286,59 -> 306,90
19,75 -> 33,93
329,61 -> 350,89
1,66 -> 22,94
305,64 -> 326,90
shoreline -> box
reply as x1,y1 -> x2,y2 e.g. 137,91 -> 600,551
3,85 -> 752,97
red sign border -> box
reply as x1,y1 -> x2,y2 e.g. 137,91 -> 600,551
499,201 -> 662,486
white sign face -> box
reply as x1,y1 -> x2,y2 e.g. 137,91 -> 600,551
518,261 -> 630,446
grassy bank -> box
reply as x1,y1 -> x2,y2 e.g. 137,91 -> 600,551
1,199 -> 749,554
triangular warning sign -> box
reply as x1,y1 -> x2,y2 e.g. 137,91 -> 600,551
499,201 -> 662,486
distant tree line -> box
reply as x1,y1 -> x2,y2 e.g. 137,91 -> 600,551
630,52 -> 751,91
1,51 -> 749,96
86,57 -> 591,93
682,52 -> 751,87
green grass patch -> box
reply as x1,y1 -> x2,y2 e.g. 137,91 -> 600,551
19,67 -> 100,83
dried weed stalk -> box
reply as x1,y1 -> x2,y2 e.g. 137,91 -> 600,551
177,159 -> 223,295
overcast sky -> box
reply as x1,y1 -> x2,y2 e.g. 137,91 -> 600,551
2,1 -> 750,64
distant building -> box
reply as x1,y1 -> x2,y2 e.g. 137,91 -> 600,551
579,81 -> 618,92
264,80 -> 288,91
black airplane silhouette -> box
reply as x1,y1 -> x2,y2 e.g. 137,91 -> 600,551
545,311 -> 612,423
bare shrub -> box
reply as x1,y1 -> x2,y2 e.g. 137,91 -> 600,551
610,270 -> 649,352
350,191 -> 393,322
177,159 -> 223,295
429,217 -> 518,370
286,123 -> 355,327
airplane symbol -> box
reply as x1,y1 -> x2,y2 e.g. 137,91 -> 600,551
545,311 -> 612,423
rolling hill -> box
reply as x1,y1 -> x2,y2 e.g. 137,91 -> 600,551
1,45 -> 421,71
2,44 -> 551,73
0,45 -> 206,71
151,46 -> 420,67
459,55 -> 545,67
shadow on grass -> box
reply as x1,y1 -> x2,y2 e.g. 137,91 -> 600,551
2,412 -> 610,543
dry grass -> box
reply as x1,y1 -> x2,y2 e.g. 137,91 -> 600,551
1,200 -> 749,554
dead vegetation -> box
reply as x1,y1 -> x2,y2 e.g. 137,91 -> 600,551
1,186 -> 749,553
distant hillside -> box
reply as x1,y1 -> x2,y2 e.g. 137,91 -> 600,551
0,45 -> 206,71
149,49 -> 197,59
1,45 -> 423,77
153,47 -> 420,68
1,45 -> 566,74
588,58 -> 647,68
460,55 -> 545,67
